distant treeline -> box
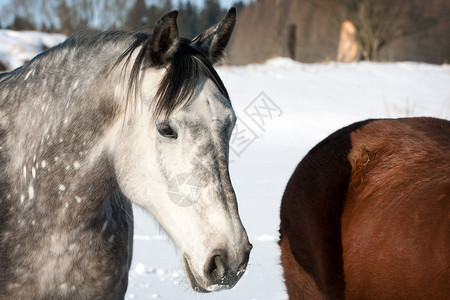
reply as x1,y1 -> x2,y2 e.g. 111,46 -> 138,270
228,0 -> 449,64
125,0 -> 246,38
1,0 -> 244,37
1,0 -> 448,64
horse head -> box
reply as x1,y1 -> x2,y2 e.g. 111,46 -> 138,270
112,8 -> 252,292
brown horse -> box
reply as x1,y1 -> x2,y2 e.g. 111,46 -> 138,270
279,117 -> 449,299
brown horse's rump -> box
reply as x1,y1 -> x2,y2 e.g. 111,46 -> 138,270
280,117 -> 449,299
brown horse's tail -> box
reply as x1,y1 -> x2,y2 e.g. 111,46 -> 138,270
279,120 -> 372,300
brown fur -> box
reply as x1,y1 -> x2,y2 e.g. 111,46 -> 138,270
280,117 -> 449,299
280,237 -> 325,299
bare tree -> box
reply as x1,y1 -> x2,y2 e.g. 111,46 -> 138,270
349,0 -> 437,61
311,0 -> 439,61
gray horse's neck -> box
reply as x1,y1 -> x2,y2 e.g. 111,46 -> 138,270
0,45 -> 122,218
0,33 -> 133,299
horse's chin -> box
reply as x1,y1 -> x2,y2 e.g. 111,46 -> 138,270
182,256 -> 232,293
182,256 -> 210,293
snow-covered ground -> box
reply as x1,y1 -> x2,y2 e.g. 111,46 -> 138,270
127,59 -> 449,300
1,31 -> 449,300
0,29 -> 66,70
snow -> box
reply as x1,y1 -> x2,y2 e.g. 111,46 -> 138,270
0,29 -> 66,70
135,263 -> 147,275
127,58 -> 449,299
1,31 -> 449,300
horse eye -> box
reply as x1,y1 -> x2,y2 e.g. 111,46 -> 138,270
156,123 -> 177,139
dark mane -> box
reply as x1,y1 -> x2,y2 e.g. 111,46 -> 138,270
1,29 -> 228,121
115,33 -> 229,120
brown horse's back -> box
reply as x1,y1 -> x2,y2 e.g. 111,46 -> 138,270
280,117 -> 450,299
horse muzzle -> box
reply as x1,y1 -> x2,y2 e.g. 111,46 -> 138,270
182,242 -> 252,292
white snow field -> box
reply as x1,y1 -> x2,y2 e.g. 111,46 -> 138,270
127,59 -> 449,300
0,29 -> 66,70
1,30 -> 449,300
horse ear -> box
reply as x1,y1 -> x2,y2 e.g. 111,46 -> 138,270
190,8 -> 236,64
149,11 -> 179,66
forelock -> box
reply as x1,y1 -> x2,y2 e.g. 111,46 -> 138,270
115,34 -> 229,121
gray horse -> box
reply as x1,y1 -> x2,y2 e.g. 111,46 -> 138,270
0,8 -> 251,299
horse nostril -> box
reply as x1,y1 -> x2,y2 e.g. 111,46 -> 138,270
206,254 -> 226,282
204,246 -> 251,287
